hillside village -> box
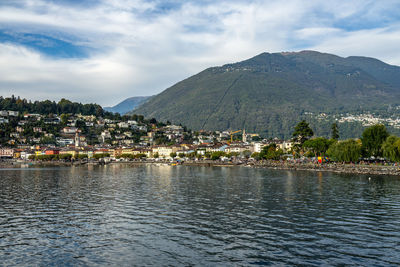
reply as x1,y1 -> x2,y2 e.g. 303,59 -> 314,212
308,111 -> 400,129
0,109 -> 294,161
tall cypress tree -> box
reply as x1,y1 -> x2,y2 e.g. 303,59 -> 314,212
331,122 -> 339,140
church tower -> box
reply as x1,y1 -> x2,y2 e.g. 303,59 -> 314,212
75,131 -> 81,148
242,129 -> 247,143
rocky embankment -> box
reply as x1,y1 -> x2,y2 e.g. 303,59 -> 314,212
251,161 -> 400,176
2,159 -> 400,176
0,161 -> 85,168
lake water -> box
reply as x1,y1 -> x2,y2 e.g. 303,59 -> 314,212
1,165 -> 400,266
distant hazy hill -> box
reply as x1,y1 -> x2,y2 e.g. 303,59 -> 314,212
134,51 -> 400,138
105,96 -> 151,114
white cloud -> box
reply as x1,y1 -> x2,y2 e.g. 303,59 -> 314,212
308,25 -> 400,64
0,0 -> 400,106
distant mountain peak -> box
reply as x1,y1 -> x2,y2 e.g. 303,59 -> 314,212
135,51 -> 400,138
104,96 -> 151,114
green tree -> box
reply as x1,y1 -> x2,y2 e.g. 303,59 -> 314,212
292,120 -> 314,145
77,154 -> 88,160
303,137 -> 334,157
361,124 -> 389,157
260,144 -> 284,160
75,119 -> 87,133
59,154 -> 72,160
382,135 -> 400,162
135,153 -> 147,159
187,152 -> 197,159
227,152 -> 240,158
251,152 -> 261,160
40,136 -> 56,145
327,139 -> 361,162
242,150 -> 252,159
93,153 -> 110,159
331,122 -> 339,140
60,113 -> 69,125
211,151 -> 226,160
170,152 -> 177,158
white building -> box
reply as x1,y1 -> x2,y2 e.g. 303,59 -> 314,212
253,142 -> 266,153
8,111 -> 19,116
118,122 -> 130,128
152,146 -> 180,158
63,127 -> 78,134
56,138 -> 74,146
0,148 -> 14,158
101,130 -> 112,143
276,141 -> 294,152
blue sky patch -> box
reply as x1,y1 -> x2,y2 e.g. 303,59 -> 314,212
0,31 -> 90,58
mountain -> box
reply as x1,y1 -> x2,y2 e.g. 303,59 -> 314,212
104,96 -> 151,114
134,51 -> 400,138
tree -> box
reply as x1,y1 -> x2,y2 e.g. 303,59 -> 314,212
292,120 -> 314,145
227,152 -> 240,158
260,144 -> 284,160
75,119 -> 87,134
382,135 -> 400,162
40,136 -> 56,145
59,154 -> 72,160
251,152 -> 262,160
170,152 -> 177,158
211,151 -> 226,160
60,114 -> 69,125
331,122 -> 339,140
93,153 -> 110,159
303,137 -> 333,157
242,150 -> 252,159
361,124 -> 389,157
135,153 -> 147,159
77,154 -> 88,160
187,152 -> 196,159
327,139 -> 361,162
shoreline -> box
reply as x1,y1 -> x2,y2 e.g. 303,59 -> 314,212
1,160 -> 400,176
251,161 -> 400,176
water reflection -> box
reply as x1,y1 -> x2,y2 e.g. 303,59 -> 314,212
1,166 -> 400,266
317,171 -> 323,195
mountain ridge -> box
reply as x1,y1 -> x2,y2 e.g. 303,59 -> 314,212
104,96 -> 151,114
134,51 -> 400,138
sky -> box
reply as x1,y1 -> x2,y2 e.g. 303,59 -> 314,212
1,0 -> 400,106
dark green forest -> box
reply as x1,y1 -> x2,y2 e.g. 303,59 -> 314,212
0,96 -> 104,116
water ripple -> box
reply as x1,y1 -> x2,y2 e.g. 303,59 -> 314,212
1,166 -> 400,266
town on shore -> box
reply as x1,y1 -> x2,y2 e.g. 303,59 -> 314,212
2,97 -> 400,176
0,108 -> 291,162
